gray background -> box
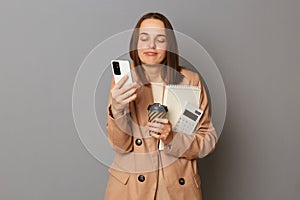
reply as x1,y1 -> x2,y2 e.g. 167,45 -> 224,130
1,0 -> 299,199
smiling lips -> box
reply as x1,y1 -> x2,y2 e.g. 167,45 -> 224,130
144,51 -> 158,56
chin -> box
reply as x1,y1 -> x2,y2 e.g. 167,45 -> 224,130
141,59 -> 164,66
144,62 -> 159,65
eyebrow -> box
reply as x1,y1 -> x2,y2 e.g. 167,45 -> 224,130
139,32 -> 167,37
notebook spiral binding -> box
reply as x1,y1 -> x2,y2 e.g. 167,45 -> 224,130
166,84 -> 200,89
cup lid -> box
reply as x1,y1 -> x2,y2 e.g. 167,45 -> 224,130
147,103 -> 168,112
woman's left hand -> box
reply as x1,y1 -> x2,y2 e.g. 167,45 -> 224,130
148,118 -> 173,145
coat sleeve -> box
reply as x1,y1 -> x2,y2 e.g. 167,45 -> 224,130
164,73 -> 218,159
106,77 -> 133,153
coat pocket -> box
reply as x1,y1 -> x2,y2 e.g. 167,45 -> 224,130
108,168 -> 130,185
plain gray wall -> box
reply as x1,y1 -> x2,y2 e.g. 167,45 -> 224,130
1,0 -> 299,199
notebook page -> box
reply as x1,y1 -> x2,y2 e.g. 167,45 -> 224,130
163,85 -> 201,125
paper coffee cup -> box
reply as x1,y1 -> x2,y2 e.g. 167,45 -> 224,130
147,103 -> 168,151
147,103 -> 168,122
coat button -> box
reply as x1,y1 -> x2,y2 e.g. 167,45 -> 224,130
179,178 -> 185,185
135,139 -> 142,146
138,175 -> 145,182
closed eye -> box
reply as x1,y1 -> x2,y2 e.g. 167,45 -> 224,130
139,36 -> 149,41
156,35 -> 166,43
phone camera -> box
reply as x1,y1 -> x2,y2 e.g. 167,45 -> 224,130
112,61 -> 121,75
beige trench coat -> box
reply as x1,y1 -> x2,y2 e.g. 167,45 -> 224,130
104,68 -> 217,200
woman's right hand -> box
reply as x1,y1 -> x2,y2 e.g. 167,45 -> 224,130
110,75 -> 139,118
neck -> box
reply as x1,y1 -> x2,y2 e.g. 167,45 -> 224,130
142,64 -> 164,83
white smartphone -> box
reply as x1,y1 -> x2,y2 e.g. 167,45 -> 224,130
111,60 -> 133,87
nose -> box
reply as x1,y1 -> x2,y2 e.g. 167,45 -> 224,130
149,38 -> 156,49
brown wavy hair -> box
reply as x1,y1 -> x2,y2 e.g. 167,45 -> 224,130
129,12 -> 184,84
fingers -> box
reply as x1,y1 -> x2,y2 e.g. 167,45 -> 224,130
110,78 -> 139,114
113,85 -> 138,106
148,121 -> 163,129
120,82 -> 139,93
122,93 -> 137,104
149,129 -> 168,140
150,127 -> 170,137
149,127 -> 163,135
112,82 -> 138,99
149,131 -> 160,139
152,118 -> 169,125
148,118 -> 171,139
119,86 -> 138,100
114,74 -> 129,89
148,118 -> 169,129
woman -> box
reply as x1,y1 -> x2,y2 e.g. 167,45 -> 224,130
104,12 -> 217,200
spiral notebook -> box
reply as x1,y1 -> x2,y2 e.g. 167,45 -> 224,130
151,83 -> 201,125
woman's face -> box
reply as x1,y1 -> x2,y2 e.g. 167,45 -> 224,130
137,19 -> 167,65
